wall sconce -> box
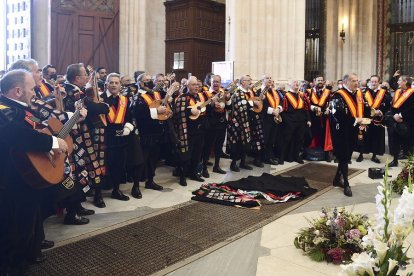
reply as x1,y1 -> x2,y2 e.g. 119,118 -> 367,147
339,23 -> 346,42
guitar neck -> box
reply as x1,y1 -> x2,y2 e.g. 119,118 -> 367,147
57,109 -> 82,138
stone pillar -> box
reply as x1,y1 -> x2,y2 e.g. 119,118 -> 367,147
325,0 -> 377,81
31,0 -> 51,67
226,0 -> 306,81
119,0 -> 165,78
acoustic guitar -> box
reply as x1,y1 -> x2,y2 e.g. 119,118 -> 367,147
188,79 -> 239,120
250,86 -> 270,113
13,101 -> 83,189
148,82 -> 180,121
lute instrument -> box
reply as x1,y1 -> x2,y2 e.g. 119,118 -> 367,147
13,100 -> 84,188
148,82 -> 180,121
188,79 -> 239,120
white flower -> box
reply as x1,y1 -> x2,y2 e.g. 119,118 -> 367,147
372,239 -> 388,263
362,228 -> 381,248
313,230 -> 320,236
387,259 -> 398,275
326,220 -> 331,226
391,223 -> 412,243
341,252 -> 375,276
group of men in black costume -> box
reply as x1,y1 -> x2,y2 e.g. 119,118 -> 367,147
1,56 -> 413,275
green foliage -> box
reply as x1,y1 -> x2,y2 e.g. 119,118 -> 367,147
293,207 -> 370,264
392,154 -> 414,195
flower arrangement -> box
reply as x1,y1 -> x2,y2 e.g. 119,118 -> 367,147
341,165 -> 414,275
392,154 -> 414,195
294,207 -> 371,264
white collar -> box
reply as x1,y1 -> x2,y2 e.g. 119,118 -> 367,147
8,97 -> 28,107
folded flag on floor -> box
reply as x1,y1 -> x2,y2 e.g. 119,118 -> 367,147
191,173 -> 317,208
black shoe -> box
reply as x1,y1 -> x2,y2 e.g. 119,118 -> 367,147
145,181 -> 164,191
131,185 -> 142,199
325,152 -> 333,163
344,186 -> 352,197
40,240 -> 54,250
93,195 -> 106,208
333,178 -> 344,188
295,158 -> 304,164
213,166 -> 226,174
202,168 -> 210,178
31,253 -> 46,264
179,175 -> 187,186
389,160 -> 398,167
230,161 -> 240,172
278,158 -> 285,165
371,156 -> 381,163
334,158 -> 338,163
264,159 -> 278,165
240,163 -> 253,170
253,159 -> 264,168
64,214 -> 90,225
172,168 -> 180,177
84,188 -> 95,197
348,160 -> 352,164
356,155 -> 363,162
77,206 -> 95,216
220,152 -> 231,159
111,190 -> 130,201
190,174 -> 205,182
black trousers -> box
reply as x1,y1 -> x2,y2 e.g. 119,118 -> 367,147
141,143 -> 161,182
106,145 -> 127,191
262,116 -> 278,160
202,127 -> 226,167
183,132 -> 205,176
280,120 -> 306,162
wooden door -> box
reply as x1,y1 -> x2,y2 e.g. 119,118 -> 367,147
51,0 -> 119,74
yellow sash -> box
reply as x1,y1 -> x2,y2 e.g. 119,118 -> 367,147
364,89 -> 386,109
107,95 -> 128,124
310,88 -> 330,106
285,92 -> 304,109
336,89 -> 364,118
392,88 -> 414,108
266,89 -> 280,108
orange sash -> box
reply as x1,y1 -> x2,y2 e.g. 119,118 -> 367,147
266,89 -> 281,108
140,92 -> 161,106
107,95 -> 128,124
285,92 -> 304,109
310,88 -> 330,107
336,89 -> 364,118
364,89 -> 386,109
392,88 -> 414,108
188,93 -> 206,106
38,82 -> 52,97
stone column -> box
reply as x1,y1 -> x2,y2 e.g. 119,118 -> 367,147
32,0 -> 51,67
325,0 -> 377,81
119,0 -> 165,78
226,0 -> 306,81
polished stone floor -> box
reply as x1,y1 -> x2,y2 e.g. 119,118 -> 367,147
43,152 -> 414,276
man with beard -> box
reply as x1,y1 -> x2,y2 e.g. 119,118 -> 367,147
356,75 -> 390,163
0,70 -> 69,274
307,76 -> 332,162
